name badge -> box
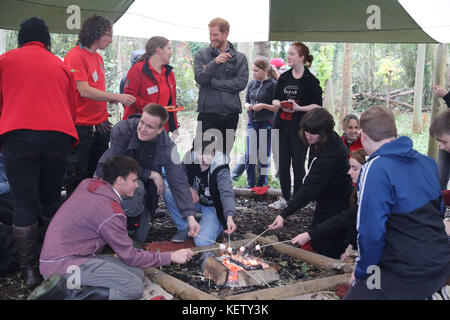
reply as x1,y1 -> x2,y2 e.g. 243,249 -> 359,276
147,86 -> 158,95
92,70 -> 99,83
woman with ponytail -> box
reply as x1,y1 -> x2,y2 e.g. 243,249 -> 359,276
122,36 -> 179,138
269,42 -> 323,210
243,56 -> 278,188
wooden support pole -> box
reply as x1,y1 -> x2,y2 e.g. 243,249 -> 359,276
245,233 -> 354,273
143,267 -> 219,300
223,273 -> 350,300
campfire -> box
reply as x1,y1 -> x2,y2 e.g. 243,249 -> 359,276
202,245 -> 280,288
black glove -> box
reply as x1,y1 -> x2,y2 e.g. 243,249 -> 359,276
95,120 -> 112,135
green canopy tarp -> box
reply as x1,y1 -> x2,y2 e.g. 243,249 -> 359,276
0,0 -> 134,34
269,0 -> 437,43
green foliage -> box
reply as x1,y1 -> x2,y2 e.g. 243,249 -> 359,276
310,44 -> 335,87
376,55 -> 402,84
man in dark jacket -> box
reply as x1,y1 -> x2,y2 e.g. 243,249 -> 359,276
95,104 -> 201,243
194,17 -> 249,155
345,105 -> 450,300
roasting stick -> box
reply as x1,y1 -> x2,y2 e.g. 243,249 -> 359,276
243,228 -> 271,248
257,239 -> 292,249
195,234 -> 222,246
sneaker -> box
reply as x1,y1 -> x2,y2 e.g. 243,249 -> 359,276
268,197 -> 287,210
171,228 -> 189,243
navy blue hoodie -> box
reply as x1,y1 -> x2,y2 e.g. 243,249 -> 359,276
355,136 -> 450,281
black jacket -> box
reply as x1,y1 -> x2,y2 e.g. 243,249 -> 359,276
308,203 -> 357,249
273,67 -> 323,132
245,78 -> 277,122
281,131 -> 353,219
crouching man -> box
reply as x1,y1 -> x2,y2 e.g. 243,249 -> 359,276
31,155 -> 193,300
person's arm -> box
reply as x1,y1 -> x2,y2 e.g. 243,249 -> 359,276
123,65 -> 152,111
162,140 -> 197,219
253,103 -> 278,113
99,215 -> 172,268
433,85 -> 450,108
308,204 -> 358,242
210,55 -> 249,93
280,154 -> 337,219
76,81 -> 136,105
194,50 -> 220,85
216,168 -> 235,219
354,164 -> 392,280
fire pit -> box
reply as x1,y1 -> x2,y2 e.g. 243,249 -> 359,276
203,248 -> 280,287
143,234 -> 353,300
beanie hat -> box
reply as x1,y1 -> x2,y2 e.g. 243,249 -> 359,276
18,17 -> 51,48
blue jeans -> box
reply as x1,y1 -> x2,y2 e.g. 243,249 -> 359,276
245,120 -> 272,187
163,184 -> 224,247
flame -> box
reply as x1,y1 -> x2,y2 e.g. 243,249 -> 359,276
218,251 -> 270,286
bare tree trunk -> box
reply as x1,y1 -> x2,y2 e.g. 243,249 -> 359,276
412,44 -> 426,133
236,42 -> 253,161
254,41 -> 271,58
427,43 -> 448,159
339,43 -> 353,124
0,29 -> 6,55
386,72 -> 392,108
323,79 -> 335,114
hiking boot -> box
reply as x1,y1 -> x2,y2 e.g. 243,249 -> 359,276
12,223 -> 43,290
171,228 -> 189,243
28,274 -> 110,300
268,197 -> 287,210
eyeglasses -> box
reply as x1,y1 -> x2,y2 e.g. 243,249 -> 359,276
104,32 -> 113,39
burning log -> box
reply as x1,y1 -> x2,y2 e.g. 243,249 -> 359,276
245,233 -> 354,274
203,255 -> 229,286
236,268 -> 280,287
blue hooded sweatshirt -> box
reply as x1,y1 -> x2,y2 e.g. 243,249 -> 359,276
355,136 -> 450,281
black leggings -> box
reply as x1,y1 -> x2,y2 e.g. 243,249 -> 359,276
2,130 -> 73,227
277,127 -> 307,201
64,125 -> 110,197
0,192 -> 14,225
